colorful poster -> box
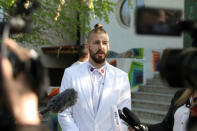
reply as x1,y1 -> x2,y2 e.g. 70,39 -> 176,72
109,59 -> 117,67
108,48 -> 144,59
128,60 -> 143,89
152,51 -> 160,72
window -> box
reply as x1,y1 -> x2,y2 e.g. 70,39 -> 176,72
116,0 -> 144,28
120,0 -> 131,27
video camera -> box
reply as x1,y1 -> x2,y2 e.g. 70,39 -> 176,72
0,0 -> 47,97
136,7 -> 197,89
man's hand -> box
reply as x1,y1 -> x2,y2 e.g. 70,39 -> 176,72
128,126 -> 135,131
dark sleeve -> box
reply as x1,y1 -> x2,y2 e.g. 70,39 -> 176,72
148,89 -> 185,131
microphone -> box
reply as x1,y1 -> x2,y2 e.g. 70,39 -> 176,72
119,107 -> 148,131
118,109 -> 130,126
40,88 -> 78,115
123,107 -> 141,128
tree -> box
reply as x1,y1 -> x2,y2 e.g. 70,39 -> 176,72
0,0 -> 115,47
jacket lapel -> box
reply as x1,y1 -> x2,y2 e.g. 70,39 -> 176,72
79,63 -> 94,118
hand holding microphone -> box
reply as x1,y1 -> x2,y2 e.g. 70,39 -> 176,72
118,107 -> 148,131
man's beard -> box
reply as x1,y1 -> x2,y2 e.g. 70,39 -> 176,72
89,49 -> 107,64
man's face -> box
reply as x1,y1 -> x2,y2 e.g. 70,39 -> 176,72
88,32 -> 109,64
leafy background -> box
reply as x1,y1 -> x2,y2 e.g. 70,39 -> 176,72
0,0 -> 115,48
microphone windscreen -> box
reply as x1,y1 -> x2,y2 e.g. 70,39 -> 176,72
123,107 -> 141,127
40,88 -> 78,115
48,88 -> 78,113
39,108 -> 50,115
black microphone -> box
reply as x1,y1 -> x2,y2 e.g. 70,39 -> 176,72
118,109 -> 131,125
120,107 -> 148,131
123,107 -> 141,127
40,88 -> 78,115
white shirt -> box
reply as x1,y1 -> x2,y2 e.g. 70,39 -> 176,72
88,63 -> 106,115
71,61 -> 85,67
173,104 -> 190,131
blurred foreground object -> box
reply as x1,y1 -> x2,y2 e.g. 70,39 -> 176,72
1,38 -> 49,130
136,7 -> 197,42
159,48 -> 197,89
136,7 -> 182,36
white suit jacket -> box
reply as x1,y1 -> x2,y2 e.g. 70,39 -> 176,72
58,62 -> 131,131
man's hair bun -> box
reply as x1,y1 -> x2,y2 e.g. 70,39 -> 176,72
94,24 -> 103,29
87,23 -> 107,42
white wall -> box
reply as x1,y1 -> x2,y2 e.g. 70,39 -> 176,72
90,0 -> 184,53
144,0 -> 184,9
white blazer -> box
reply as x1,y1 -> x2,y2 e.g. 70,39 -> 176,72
58,62 -> 131,131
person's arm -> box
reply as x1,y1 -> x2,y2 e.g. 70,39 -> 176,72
1,39 -> 40,125
117,74 -> 132,131
148,89 -> 184,131
147,100 -> 174,131
117,74 -> 131,109
57,69 -> 79,131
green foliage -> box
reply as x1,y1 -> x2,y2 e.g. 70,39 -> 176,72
0,0 -> 15,12
0,0 -> 115,46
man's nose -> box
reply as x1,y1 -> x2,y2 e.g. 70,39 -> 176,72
98,43 -> 103,49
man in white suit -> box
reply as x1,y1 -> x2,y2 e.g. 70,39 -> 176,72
58,24 -> 131,131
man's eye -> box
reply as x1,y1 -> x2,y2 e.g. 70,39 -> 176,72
95,41 -> 100,44
104,42 -> 108,45
103,41 -> 108,45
